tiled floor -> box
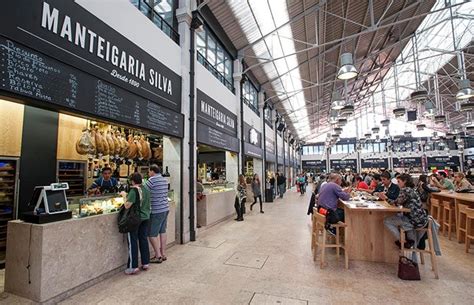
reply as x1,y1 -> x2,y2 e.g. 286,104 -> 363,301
1,187 -> 474,304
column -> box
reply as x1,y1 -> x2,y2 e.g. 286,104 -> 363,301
233,59 -> 243,175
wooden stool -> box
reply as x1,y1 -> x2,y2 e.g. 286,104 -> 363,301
311,207 -> 318,251
400,219 -> 439,279
442,201 -> 456,240
465,208 -> 474,253
430,198 -> 443,231
312,212 -> 348,269
457,204 -> 470,243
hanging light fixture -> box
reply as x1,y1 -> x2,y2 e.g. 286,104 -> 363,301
404,131 -> 412,137
334,127 -> 343,135
410,34 -> 428,103
381,119 -> 390,127
434,114 -> 446,124
432,132 -> 440,141
392,62 -> 406,117
340,104 -> 354,117
337,53 -> 358,80
416,123 -> 426,131
457,79 -> 474,99
459,100 -> 474,112
331,91 -> 345,110
393,107 -> 406,117
337,118 -> 348,127
424,100 -> 436,117
370,95 -> 380,134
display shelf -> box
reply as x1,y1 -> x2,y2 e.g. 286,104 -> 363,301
57,161 -> 87,198
0,158 -> 18,269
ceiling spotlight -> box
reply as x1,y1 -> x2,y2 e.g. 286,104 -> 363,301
380,118 -> 390,127
339,105 -> 354,117
410,90 -> 428,103
460,101 -> 474,112
393,107 -> 406,117
337,118 -> 348,126
456,79 -> 474,99
416,123 -> 426,131
372,126 -> 380,134
434,114 -> 446,124
337,53 -> 358,80
331,92 -> 345,110
404,131 -> 412,137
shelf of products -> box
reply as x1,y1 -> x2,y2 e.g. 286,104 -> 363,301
58,161 -> 86,198
202,182 -> 235,194
0,159 -> 18,267
70,195 -> 124,218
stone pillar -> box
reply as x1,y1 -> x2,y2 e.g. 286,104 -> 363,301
233,59 -> 243,175
176,0 -> 193,243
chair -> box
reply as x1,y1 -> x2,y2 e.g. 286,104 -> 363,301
430,198 -> 443,231
465,208 -> 474,253
441,200 -> 456,240
400,219 -> 439,279
457,204 -> 469,243
312,212 -> 348,269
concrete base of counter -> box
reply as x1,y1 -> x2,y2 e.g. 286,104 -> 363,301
197,190 -> 236,227
5,203 -> 176,303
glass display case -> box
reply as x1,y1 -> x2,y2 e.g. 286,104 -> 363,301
202,182 -> 235,194
70,195 -> 124,218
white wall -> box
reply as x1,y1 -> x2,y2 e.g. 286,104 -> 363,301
243,105 -> 261,133
77,0 -> 181,74
226,151 -> 239,186
195,63 -> 237,115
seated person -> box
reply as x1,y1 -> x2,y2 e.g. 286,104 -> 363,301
430,171 -> 454,191
355,176 -> 369,190
88,167 -> 117,195
317,173 -> 351,235
384,173 -> 428,249
416,174 -> 440,209
454,172 -> 473,192
368,174 -> 384,193
376,171 -> 400,201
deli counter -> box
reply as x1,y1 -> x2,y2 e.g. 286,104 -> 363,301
197,182 -> 236,227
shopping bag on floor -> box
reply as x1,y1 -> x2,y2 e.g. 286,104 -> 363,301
398,256 -> 420,280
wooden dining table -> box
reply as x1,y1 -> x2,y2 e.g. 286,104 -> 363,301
340,198 -> 410,264
430,191 -> 474,242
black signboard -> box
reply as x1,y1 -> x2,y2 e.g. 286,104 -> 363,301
427,156 -> 460,168
197,122 -> 239,152
197,89 -> 237,135
0,0 -> 181,112
243,123 -> 262,158
0,38 -> 184,137
302,160 -> 326,170
393,157 -> 422,168
266,152 -> 276,163
244,142 -> 263,159
465,154 -> 474,168
361,158 -> 389,169
330,159 -> 357,171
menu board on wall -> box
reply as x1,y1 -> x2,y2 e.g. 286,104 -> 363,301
361,158 -> 388,169
330,159 -> 357,171
0,37 -> 184,137
196,89 -> 239,152
302,160 -> 326,170
393,157 -> 422,168
427,156 -> 460,167
0,0 -> 181,112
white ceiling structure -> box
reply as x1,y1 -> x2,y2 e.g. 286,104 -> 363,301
205,0 -> 474,143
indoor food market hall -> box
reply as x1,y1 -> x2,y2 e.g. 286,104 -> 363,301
0,0 -> 473,304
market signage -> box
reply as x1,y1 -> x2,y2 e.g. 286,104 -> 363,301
302,160 -> 326,169
393,157 -> 422,167
330,159 -> 357,171
465,154 -> 474,167
196,89 -> 239,152
0,0 -> 181,113
427,156 -> 460,167
361,158 -> 388,169
243,123 -> 262,158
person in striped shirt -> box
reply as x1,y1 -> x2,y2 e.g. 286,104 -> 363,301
146,164 -> 170,264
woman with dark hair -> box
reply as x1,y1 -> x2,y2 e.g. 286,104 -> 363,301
383,173 -> 428,249
250,174 -> 264,213
417,174 -> 440,210
121,172 -> 151,275
234,174 -> 247,221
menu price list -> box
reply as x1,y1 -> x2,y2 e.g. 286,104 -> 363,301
197,122 -> 239,153
0,37 -> 183,137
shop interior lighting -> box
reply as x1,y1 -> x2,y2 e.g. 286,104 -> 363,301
337,53 -> 358,80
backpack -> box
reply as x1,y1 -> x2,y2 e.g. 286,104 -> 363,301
117,188 -> 141,233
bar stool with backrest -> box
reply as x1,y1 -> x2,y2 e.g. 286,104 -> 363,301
465,208 -> 474,253
441,199 -> 456,240
400,218 -> 439,279
312,211 -> 348,269
457,204 -> 470,243
430,198 -> 443,232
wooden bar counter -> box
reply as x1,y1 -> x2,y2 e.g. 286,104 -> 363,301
341,199 -> 410,264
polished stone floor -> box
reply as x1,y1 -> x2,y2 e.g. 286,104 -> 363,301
1,186 -> 474,304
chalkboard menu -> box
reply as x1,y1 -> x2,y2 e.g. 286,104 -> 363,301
197,122 -> 239,152
330,159 -> 357,171
393,157 -> 422,168
0,38 -> 184,137
361,158 -> 388,169
427,156 -> 460,168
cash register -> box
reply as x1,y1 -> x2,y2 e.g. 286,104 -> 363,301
22,183 -> 73,224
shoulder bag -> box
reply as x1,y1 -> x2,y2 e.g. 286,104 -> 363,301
398,256 -> 421,280
117,188 -> 142,233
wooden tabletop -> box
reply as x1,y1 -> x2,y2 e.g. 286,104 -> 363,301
431,191 -> 474,202
340,199 -> 410,212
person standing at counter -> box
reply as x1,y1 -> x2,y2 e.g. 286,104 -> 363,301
250,174 -> 264,213
376,171 -> 400,201
235,175 -> 247,221
88,167 -> 118,195
383,174 -> 428,249
121,172 -> 151,275
146,165 -> 170,264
